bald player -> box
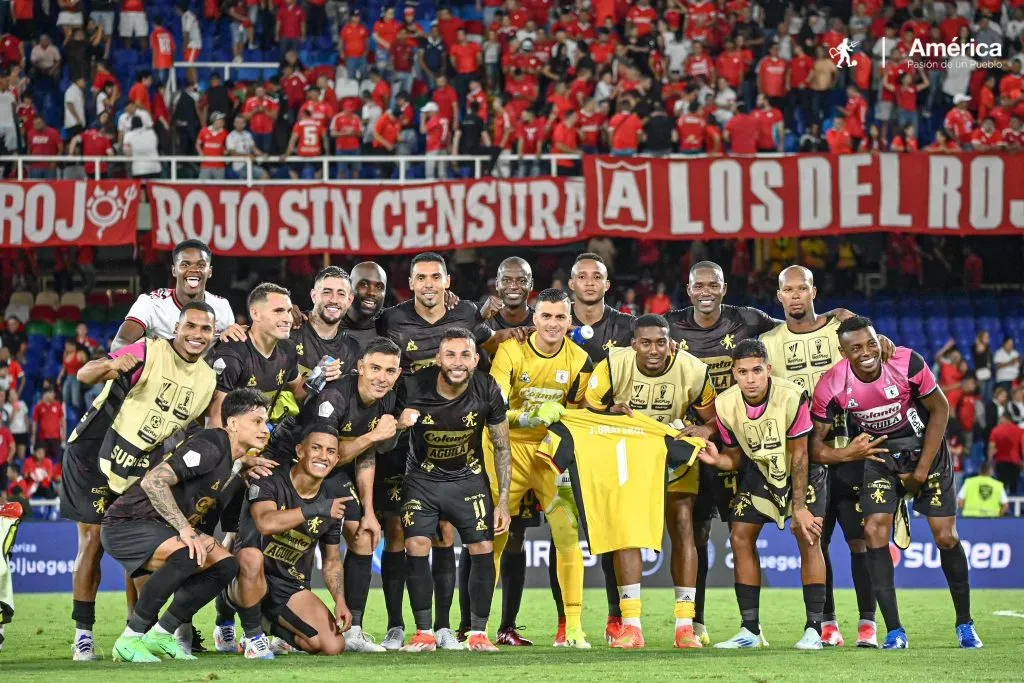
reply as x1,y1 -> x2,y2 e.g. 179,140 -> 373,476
340,262 -> 388,349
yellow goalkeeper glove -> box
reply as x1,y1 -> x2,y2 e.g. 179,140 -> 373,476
545,469 -> 579,530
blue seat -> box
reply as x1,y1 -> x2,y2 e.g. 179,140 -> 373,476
874,317 -> 898,336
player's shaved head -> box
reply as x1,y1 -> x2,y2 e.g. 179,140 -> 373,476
350,261 -> 387,319
777,266 -> 816,321
497,257 -> 533,309
687,261 -> 726,315
778,265 -> 813,289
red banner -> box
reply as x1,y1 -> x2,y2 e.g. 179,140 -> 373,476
149,177 -> 586,255
0,181 -> 140,248
585,153 -> 1024,239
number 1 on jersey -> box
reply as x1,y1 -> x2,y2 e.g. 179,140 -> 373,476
616,438 -> 629,486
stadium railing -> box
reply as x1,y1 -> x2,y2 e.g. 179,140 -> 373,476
1,153 -> 583,183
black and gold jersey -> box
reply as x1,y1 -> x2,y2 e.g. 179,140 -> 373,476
398,367 -> 507,480
484,307 -> 534,331
665,305 -> 779,393
240,467 -> 342,590
572,304 -> 635,363
339,311 -> 381,351
291,320 -> 362,383
104,428 -> 234,530
377,300 -> 492,373
209,338 -> 300,424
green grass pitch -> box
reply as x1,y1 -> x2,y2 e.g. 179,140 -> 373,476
3,588 -> 1023,681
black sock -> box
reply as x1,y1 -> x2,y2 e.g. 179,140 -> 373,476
431,546 -> 456,631
405,554 -> 433,632
803,583 -> 826,634
127,547 -> 201,634
458,551 -> 472,631
822,545 -> 836,622
865,547 -> 901,631
72,599 -> 96,630
468,551 -> 496,632
344,552 -> 373,628
381,550 -> 406,630
548,540 -> 565,619
158,557 -> 239,634
939,545 -> 972,626
601,553 -> 621,618
237,598 -> 264,639
500,549 -> 527,630
735,583 -> 760,635
696,543 -> 709,624
850,551 -> 876,621
215,591 -> 236,625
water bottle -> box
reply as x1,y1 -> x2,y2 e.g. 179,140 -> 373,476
570,325 -> 594,346
304,355 -> 336,395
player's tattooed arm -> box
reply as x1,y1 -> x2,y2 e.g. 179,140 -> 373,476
790,436 -> 810,512
322,542 -> 352,631
141,463 -> 191,532
488,419 -> 513,507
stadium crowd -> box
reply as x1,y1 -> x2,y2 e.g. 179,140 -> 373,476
0,0 -> 1023,178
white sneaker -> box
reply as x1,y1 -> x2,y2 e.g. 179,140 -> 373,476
174,623 -> 193,657
344,626 -> 386,653
381,627 -> 405,651
72,632 -> 97,661
242,634 -> 275,660
214,624 -> 237,653
435,628 -> 465,651
269,637 -> 293,655
0,624 -> 5,653
795,628 -> 823,650
714,627 -> 769,649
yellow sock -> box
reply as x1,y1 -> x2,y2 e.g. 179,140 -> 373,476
491,527 -> 509,585
674,600 -> 696,620
620,598 -> 642,626
548,506 -> 584,631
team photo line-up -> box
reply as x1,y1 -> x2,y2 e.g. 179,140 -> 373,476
36,237 -> 980,663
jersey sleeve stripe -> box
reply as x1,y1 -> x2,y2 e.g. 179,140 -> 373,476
125,316 -> 148,330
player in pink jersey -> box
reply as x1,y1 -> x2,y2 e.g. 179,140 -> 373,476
810,317 -> 981,650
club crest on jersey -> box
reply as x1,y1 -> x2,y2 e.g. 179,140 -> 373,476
421,414 -> 435,425
277,369 -> 285,385
602,340 -> 617,351
342,421 -> 353,432
884,385 -> 899,399
520,371 -> 531,383
555,370 -> 569,384
406,340 -> 418,352
368,417 -> 380,431
247,375 -> 258,387
296,343 -> 304,356
463,412 -> 478,427
308,517 -> 323,534
721,334 -> 736,349
678,339 -> 689,351
847,398 -> 859,408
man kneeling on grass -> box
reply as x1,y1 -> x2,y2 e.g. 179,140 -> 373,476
101,389 -> 272,662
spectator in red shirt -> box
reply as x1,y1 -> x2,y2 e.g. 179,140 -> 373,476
926,128 -> 961,153
391,28 -> 416,103
368,67 -> 392,111
890,124 -> 919,152
432,73 -> 460,126
971,117 -> 1004,151
551,109 -> 580,176
196,112 -> 228,179
373,6 -> 401,74
242,83 -> 279,153
517,109 -> 547,176
68,115 -> 115,177
22,445 -> 57,497
608,100 -> 644,155
577,98 -> 607,153
752,94 -> 783,152
756,43 -> 789,110
989,411 -> 1023,495
286,113 -> 328,179
0,421 -> 13,493
944,94 -> 974,146
420,101 -> 450,179
825,115 -> 854,154
32,388 -> 65,464
341,12 -> 370,79
840,84 -> 868,148
450,28 -> 482,103
26,116 -> 63,178
724,103 -> 759,155
626,0 -> 657,37
276,0 -> 305,55
371,107 -> 402,179
677,100 -> 708,154
436,7 -> 465,47
330,105 -> 363,179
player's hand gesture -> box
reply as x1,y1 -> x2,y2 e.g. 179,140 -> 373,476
323,358 -> 343,383
111,353 -> 142,374
696,442 -> 722,468
291,305 -> 307,329
370,414 -> 398,442
679,423 -> 716,441
220,323 -> 249,343
443,290 -> 461,311
179,525 -> 207,566
878,335 -> 897,363
240,453 -> 278,479
334,602 -> 353,633
609,403 -> 634,418
397,408 -> 420,430
899,469 -> 928,496
844,434 -> 888,463
792,508 -> 823,546
358,512 -> 382,548
480,295 -> 504,320
494,502 -> 511,535
330,497 -> 353,520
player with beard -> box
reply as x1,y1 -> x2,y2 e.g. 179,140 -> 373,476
206,283 -> 342,652
292,266 -> 362,382
584,314 -> 718,649
374,252 -> 502,651
458,256 -> 540,645
113,239 -> 238,350
62,303 -> 219,661
340,262 -> 388,349
567,252 -> 635,643
101,389 -> 270,663
399,328 -> 511,653
665,261 -> 781,645
811,318 -> 981,650
229,425 -> 354,658
760,267 -> 877,648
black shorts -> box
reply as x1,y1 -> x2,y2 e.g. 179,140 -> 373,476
60,438 -> 116,525
825,461 -> 865,543
373,452 -> 406,517
323,466 -> 362,523
509,489 -> 542,534
100,519 -> 178,578
861,443 -> 956,518
401,473 -> 493,545
730,462 -> 829,527
261,575 -> 308,622
693,464 -> 741,524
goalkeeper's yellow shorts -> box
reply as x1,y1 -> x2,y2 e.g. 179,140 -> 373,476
666,460 -> 700,496
482,433 -> 557,513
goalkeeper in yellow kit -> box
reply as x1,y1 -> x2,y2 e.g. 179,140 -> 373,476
483,288 -> 594,648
